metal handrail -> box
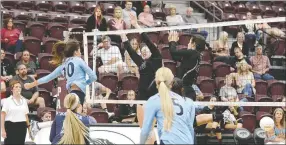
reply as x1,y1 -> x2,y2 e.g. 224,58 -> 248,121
192,1 -> 222,22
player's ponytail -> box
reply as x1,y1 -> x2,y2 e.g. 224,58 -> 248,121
155,67 -> 175,131
50,41 -> 66,66
58,94 -> 89,144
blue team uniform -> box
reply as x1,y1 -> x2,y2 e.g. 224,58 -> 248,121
140,91 -> 196,144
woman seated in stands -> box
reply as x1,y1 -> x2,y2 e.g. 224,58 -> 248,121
234,61 -> 256,98
86,6 -> 107,32
16,50 -> 37,76
213,31 -> 229,58
230,32 -> 249,57
124,38 -> 141,78
200,96 -> 223,144
1,18 -> 23,53
273,108 -> 285,141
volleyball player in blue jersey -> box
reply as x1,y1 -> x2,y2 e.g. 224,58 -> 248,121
24,40 -> 97,105
140,67 -> 196,144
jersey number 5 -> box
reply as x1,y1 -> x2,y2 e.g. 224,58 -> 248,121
172,98 -> 183,116
63,62 -> 75,77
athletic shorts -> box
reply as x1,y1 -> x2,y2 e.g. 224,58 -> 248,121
70,90 -> 85,105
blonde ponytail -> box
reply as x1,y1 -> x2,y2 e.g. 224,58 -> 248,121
58,94 -> 89,144
155,67 -> 175,131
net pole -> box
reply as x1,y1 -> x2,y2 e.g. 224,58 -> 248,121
83,31 -> 90,101
91,29 -> 99,103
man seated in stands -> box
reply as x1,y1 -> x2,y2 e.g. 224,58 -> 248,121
229,47 -> 251,71
11,64 -> 45,108
122,1 -> 137,29
97,36 -> 129,78
166,6 -> 184,26
138,5 -> 154,27
182,7 -> 208,39
250,45 -> 274,81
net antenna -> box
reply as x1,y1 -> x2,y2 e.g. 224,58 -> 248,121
79,17 -> 285,105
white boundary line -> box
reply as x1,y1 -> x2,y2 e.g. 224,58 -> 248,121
86,100 -> 285,107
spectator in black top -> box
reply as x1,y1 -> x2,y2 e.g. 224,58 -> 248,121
168,31 -> 205,100
1,49 -> 14,82
120,15 -> 162,101
229,47 -> 251,71
86,6 -> 107,32
118,90 -> 137,123
230,32 -> 249,56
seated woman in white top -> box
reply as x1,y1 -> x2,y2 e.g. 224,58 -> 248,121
1,80 -> 30,144
124,38 -> 141,78
166,6 -> 184,26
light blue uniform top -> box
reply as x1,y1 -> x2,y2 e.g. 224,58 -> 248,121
140,91 -> 196,144
37,57 -> 97,94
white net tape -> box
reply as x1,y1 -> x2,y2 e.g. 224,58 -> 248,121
80,17 -> 285,107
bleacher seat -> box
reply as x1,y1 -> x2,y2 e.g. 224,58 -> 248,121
239,112 -> 256,133
52,1 -> 69,13
47,23 -> 66,40
18,1 -> 35,11
198,62 -> 213,78
267,80 -> 285,96
69,1 -> 85,14
38,53 -> 55,72
99,73 -> 118,92
36,13 -> 51,25
89,109 -> 109,123
198,78 -> 215,96
119,73 -> 139,91
4,52 -> 15,66
38,88 -> 53,107
217,1 -> 235,13
178,34 -> 192,46
213,62 -> 231,77
255,80 -> 268,95
100,2 -> 115,16
118,90 -> 128,100
24,36 -> 42,56
245,2 -> 262,16
272,6 -> 286,17
27,22 -> 46,40
36,69 -> 54,92
163,59 -> 177,76
35,1 -> 52,11
1,1 -> 18,10
50,13 -> 69,26
160,46 -> 172,60
256,95 -> 273,113
13,10 -> 33,24
13,20 -> 26,32
1,10 -> 12,19
146,32 -> 160,45
85,2 -> 97,14
69,15 -> 87,27
233,3 -> 248,14
42,37 -> 59,53
260,5 -> 276,18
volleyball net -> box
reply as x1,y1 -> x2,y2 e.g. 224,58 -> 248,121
65,17 -> 285,107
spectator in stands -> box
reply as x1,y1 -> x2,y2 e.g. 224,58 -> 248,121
50,94 -> 90,144
265,108 -> 286,143
86,6 -> 107,32
16,50 -> 37,76
222,95 -> 243,131
213,31 -> 229,57
125,38 -> 141,78
182,7 -> 208,39
219,75 -> 238,102
119,90 -> 137,123
122,1 -> 137,29
11,64 -> 45,108
230,32 -> 249,56
1,80 -> 30,145
138,5 -> 154,27
201,97 -> 222,144
1,18 -> 23,53
108,6 -> 127,30
242,12 -> 259,49
235,61 -> 256,98
97,36 -> 128,78
91,82 -> 114,117
1,79 -> 6,103
166,6 -> 184,26
250,45 -> 274,81
1,49 -> 14,83
229,47 -> 251,71
82,103 -> 97,125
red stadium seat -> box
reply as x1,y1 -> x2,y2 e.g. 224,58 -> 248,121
215,77 -> 225,91
118,90 -> 128,100
35,1 -> 52,12
85,2 -> 97,14
119,73 -> 139,91
24,36 -> 42,56
178,34 -> 192,46
272,95 -> 284,102
198,78 -> 215,95
18,1 -> 35,11
260,5 -> 276,18
70,16 -> 87,28
50,14 -> 69,26
146,32 -> 160,45
69,1 -> 85,14
36,69 -> 54,92
99,73 -> 118,92
42,37 -> 59,53
2,10 -> 13,20
256,111 -> 272,121
1,1 -> 18,9
272,6 -> 286,17
255,80 -> 268,95
52,1 -> 69,13
4,52 -> 15,66
15,52 -> 36,63
233,3 -> 249,14
38,53 -> 56,72
47,23 -> 66,40
267,80 -> 286,96
13,21 -> 26,33
217,1 -> 235,13
38,88 -> 53,107
101,2 -> 115,16
163,59 -> 177,76
89,109 -> 109,123
256,95 -> 273,113
160,32 -> 169,44
213,62 -> 231,77
13,11 -> 33,24
201,50 -> 212,63
69,27 -> 85,42
274,40 -> 285,56
235,13 -> 247,20
160,46 -> 172,60
36,13 -> 51,26
198,62 -> 213,78
245,2 -> 262,15
240,112 -> 256,133
27,22 -> 46,40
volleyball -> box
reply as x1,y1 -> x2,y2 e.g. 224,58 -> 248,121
259,117 -> 274,132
